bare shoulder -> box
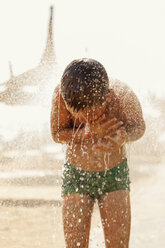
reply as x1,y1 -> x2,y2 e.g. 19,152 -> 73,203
110,78 -> 141,108
51,84 -> 61,104
110,78 -> 135,99
109,78 -> 144,123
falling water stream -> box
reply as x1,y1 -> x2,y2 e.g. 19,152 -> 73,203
0,0 -> 165,246
0,8 -> 165,242
0,82 -> 165,248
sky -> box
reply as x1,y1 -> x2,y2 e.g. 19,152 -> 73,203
0,0 -> 165,97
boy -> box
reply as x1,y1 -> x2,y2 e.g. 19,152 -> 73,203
50,58 -> 145,248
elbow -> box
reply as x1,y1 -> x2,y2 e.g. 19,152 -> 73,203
126,119 -> 146,142
50,124 -> 60,143
50,121 -> 60,143
135,120 -> 146,141
51,131 -> 61,144
140,119 -> 146,138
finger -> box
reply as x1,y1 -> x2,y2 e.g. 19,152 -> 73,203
116,130 -> 126,138
104,136 -> 117,145
116,126 -> 127,137
120,126 -> 126,130
101,117 -> 117,129
105,124 -> 123,137
93,114 -> 105,124
104,129 -> 116,137
105,121 -> 123,134
116,126 -> 126,132
105,135 -> 125,147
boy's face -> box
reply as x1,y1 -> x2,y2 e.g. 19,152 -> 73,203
66,101 -> 107,124
64,91 -> 111,124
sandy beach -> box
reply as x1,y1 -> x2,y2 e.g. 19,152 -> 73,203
0,161 -> 164,248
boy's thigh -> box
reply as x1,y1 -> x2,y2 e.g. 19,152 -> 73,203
98,190 -> 131,222
63,193 -> 95,206
62,194 -> 95,246
63,193 -> 95,225
98,190 -> 131,246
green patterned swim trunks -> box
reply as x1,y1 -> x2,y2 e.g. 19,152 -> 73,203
62,159 -> 131,199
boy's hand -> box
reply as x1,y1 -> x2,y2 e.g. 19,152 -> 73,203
89,117 -> 123,139
92,127 -> 127,153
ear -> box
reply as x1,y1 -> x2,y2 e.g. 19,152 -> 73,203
106,89 -> 113,102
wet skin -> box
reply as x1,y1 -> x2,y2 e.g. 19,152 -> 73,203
51,84 -> 145,248
65,103 -> 126,171
51,85 -> 145,171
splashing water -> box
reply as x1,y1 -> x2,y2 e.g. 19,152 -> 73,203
0,66 -> 165,248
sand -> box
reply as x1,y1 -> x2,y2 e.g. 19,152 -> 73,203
0,162 -> 165,247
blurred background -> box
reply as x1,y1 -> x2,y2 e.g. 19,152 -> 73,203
0,0 -> 165,247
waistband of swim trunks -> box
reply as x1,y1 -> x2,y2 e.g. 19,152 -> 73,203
64,158 -> 128,175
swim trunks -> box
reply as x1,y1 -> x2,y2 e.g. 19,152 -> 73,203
62,159 -> 130,199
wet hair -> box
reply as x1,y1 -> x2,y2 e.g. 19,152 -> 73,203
61,58 -> 109,112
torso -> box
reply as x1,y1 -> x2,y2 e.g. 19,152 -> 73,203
65,89 -> 126,171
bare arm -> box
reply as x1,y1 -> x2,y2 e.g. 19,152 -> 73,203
118,85 -> 146,142
50,86 -> 83,144
92,84 -> 146,153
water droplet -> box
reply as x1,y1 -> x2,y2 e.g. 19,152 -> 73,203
106,239 -> 110,244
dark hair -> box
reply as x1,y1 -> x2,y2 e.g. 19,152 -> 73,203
61,58 -> 109,111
